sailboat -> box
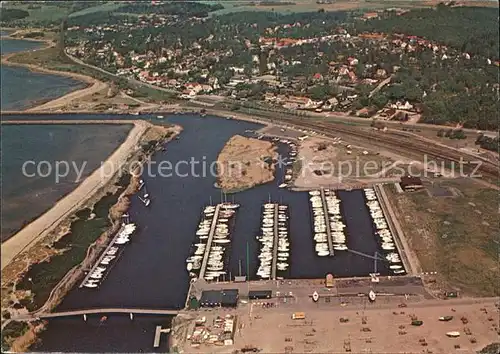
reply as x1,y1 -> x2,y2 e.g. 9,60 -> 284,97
138,195 -> 150,207
143,185 -> 149,199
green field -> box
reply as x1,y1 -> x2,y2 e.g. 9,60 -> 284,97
68,2 -> 127,18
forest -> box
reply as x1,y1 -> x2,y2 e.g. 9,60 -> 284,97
354,5 -> 499,59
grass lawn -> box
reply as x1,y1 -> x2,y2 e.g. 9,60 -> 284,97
387,178 -> 499,296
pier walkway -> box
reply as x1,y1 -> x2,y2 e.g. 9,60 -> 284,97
320,189 -> 334,256
199,204 -> 221,279
271,204 -> 279,280
374,184 -> 415,275
79,224 -> 127,288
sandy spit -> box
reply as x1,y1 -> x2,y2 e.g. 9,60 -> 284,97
0,121 -> 148,270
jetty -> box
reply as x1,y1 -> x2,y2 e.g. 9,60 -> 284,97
271,203 -> 279,280
79,223 -> 128,288
154,325 -> 171,348
199,204 -> 222,279
320,189 -> 334,256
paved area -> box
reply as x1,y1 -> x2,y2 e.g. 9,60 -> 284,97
181,297 -> 500,353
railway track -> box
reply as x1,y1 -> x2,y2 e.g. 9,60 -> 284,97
242,110 -> 499,180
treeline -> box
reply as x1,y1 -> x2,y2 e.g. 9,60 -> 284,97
119,2 -> 223,17
475,134 -> 498,153
355,6 -> 499,59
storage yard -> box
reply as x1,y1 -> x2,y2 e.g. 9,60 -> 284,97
174,279 -> 499,353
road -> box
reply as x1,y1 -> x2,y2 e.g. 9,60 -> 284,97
64,51 -> 178,95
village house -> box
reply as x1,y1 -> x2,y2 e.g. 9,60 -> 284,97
391,101 -> 413,110
283,96 -> 313,109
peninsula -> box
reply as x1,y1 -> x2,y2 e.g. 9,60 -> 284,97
216,135 -> 278,193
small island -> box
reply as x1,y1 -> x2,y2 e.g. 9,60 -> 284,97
216,135 -> 278,192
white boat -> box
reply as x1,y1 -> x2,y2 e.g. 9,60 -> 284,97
279,183 -> 287,188
390,264 -> 403,270
187,263 -> 193,271
312,291 -> 319,302
213,239 -> 231,244
138,195 -> 150,207
83,282 -> 98,288
221,203 -> 240,209
368,290 -> 376,302
157,115 -> 164,119
393,269 -> 405,274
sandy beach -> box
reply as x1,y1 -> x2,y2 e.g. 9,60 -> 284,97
0,120 -> 148,270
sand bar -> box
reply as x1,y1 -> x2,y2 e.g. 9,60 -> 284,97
1,120 -> 148,270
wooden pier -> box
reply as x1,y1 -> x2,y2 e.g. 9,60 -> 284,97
153,325 -> 171,348
199,204 -> 221,280
79,223 -> 128,288
271,204 -> 279,280
320,189 -> 334,256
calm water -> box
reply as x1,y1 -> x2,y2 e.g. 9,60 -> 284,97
0,37 -> 85,110
1,124 -> 133,240
29,114 -> 395,352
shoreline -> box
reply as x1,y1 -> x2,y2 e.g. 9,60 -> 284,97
1,49 -> 107,113
1,122 -> 182,352
1,120 -> 148,270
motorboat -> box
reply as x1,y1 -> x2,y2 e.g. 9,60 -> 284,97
83,282 -> 98,288
279,183 -> 287,188
213,239 -> 231,244
390,264 -> 403,270
393,269 -> 405,274
221,203 -> 240,209
368,290 -> 376,302
187,263 -> 193,271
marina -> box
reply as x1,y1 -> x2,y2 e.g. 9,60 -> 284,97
79,216 -> 137,289
256,202 -> 290,280
309,189 -> 333,257
363,187 -> 406,276
193,202 -> 240,282
25,115 -> 407,352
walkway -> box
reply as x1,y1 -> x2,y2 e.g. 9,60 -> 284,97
11,308 -> 181,321
320,189 -> 334,256
199,204 -> 222,279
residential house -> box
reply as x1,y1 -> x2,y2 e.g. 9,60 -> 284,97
347,57 -> 359,66
390,101 -> 413,110
283,96 -> 313,109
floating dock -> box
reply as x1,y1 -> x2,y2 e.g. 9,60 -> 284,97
79,223 -> 128,288
198,204 -> 222,280
320,189 -> 334,256
271,203 -> 279,280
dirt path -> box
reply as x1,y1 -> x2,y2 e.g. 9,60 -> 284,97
0,121 -> 148,270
